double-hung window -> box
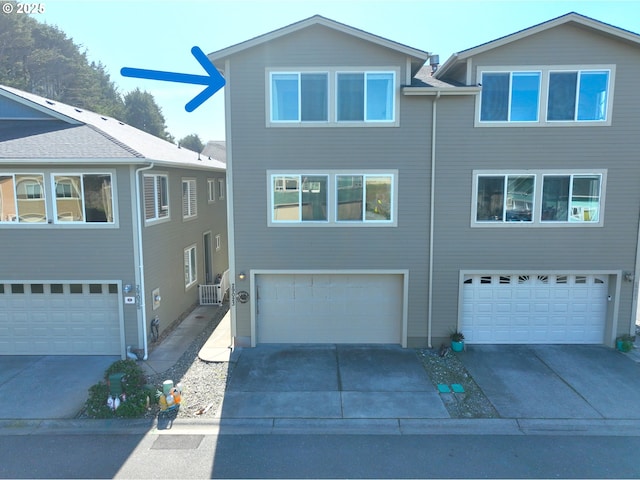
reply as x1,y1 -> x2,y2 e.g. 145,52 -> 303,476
0,174 -> 46,223
478,66 -> 612,126
53,174 -> 114,223
144,174 -> 169,221
184,245 -> 197,288
473,171 -> 604,226
182,179 -> 197,219
271,72 -> 329,122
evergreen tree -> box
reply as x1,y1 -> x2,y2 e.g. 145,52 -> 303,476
179,134 -> 204,153
123,88 -> 173,142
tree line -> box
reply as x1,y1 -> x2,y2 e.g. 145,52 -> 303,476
0,1 -> 204,152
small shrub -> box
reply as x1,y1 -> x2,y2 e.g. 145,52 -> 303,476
83,359 -> 151,419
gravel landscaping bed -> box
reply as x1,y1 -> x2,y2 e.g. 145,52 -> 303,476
142,307 -> 499,420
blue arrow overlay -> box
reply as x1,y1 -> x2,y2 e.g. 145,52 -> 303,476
121,46 -> 225,112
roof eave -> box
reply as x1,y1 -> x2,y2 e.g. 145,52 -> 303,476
402,86 -> 481,96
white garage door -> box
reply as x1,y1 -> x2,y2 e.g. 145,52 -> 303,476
0,282 -> 122,355
256,273 -> 403,344
462,274 -> 608,344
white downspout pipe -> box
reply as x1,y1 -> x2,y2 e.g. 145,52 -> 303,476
427,92 -> 440,349
134,162 -> 154,360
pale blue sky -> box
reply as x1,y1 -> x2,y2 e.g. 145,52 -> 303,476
35,0 -> 640,143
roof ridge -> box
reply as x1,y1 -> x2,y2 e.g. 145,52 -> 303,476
84,123 -> 145,158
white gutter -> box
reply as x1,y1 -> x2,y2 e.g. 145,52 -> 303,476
134,162 -> 154,360
427,92 -> 440,349
402,86 -> 481,96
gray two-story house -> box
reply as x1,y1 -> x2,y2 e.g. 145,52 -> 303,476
0,85 -> 228,358
210,12 -> 640,349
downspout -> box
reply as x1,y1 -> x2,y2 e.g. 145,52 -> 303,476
134,162 -> 154,360
427,91 -> 441,349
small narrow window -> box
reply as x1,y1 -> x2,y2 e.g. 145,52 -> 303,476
30,284 -> 44,294
182,179 -> 197,219
108,284 -> 118,294
70,284 -> 83,294
51,284 -> 64,294
11,284 -> 25,294
89,284 -> 102,294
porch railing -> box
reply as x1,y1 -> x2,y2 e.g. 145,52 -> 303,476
198,269 -> 230,305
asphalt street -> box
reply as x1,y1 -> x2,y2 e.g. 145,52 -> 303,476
1,433 -> 639,478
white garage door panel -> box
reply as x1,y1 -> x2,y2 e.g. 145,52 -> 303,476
257,274 -> 403,344
462,274 -> 607,344
0,283 -> 121,355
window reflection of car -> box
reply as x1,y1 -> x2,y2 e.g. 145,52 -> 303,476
506,209 -> 532,221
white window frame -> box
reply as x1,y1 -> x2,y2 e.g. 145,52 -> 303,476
207,179 -> 216,203
266,67 -> 399,128
268,170 -> 398,227
144,174 -> 169,223
0,173 -> 46,224
217,178 -> 225,200
471,169 -> 606,227
336,71 -> 396,123
51,172 -> 116,225
184,244 -> 197,289
215,234 -> 221,251
182,178 -> 197,220
476,65 -> 614,127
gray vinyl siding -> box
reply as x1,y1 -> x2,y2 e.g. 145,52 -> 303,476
141,167 -> 228,336
227,26 -> 433,345
0,165 -> 139,346
431,25 -> 640,344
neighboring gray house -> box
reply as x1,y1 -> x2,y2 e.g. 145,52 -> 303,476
0,85 -> 228,357
209,13 -> 640,349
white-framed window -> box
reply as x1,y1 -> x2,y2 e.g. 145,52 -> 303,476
217,178 -> 225,200
52,173 -> 114,223
184,244 -> 197,288
271,72 -> 329,122
268,68 -> 397,127
215,234 -> 221,251
268,170 -> 397,226
0,173 -> 46,223
477,66 -> 613,126
144,174 -> 169,222
472,170 -> 605,226
336,71 -> 395,122
207,179 -> 216,203
182,178 -> 197,219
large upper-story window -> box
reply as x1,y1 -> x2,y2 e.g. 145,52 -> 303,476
268,69 -> 398,127
0,174 -> 46,223
473,170 -> 605,226
53,174 -> 114,223
478,66 -> 613,126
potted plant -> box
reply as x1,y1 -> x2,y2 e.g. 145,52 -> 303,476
616,334 -> 634,353
450,331 -> 465,352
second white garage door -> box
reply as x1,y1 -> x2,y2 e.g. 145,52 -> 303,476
255,273 -> 404,344
461,273 -> 608,344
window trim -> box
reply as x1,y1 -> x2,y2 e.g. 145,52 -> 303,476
471,169 -> 606,227
184,244 -> 197,289
267,170 -> 398,227
144,173 -> 170,224
266,67 -> 399,128
51,173 -> 116,225
215,234 -> 221,251
0,172 -> 47,224
476,65 -> 615,127
217,178 -> 225,200
207,178 -> 216,203
182,178 -> 197,220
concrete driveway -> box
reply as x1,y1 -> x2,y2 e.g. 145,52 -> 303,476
459,345 -> 640,419
221,345 -> 449,420
0,355 -> 118,419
